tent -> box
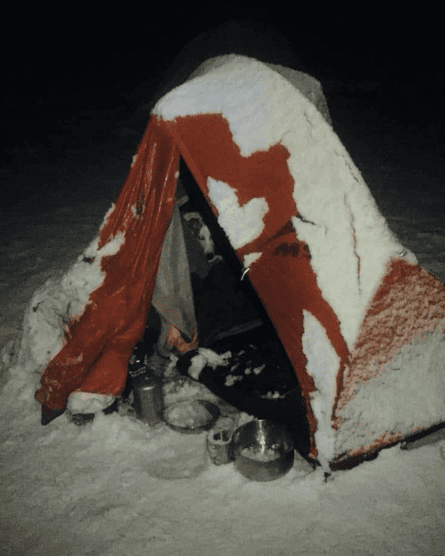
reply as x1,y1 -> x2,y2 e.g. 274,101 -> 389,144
28,55 -> 444,469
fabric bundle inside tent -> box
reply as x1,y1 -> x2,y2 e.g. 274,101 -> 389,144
31,55 -> 445,469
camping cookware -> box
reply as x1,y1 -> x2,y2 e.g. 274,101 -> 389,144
206,417 -> 236,465
132,370 -> 164,425
163,400 -> 220,434
231,419 -> 295,481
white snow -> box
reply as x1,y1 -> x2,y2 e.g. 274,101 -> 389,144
1,59 -> 445,554
335,324 -> 445,457
3,232 -> 125,404
302,310 -> 339,467
242,252 -> 262,270
187,348 -> 231,380
154,56 -> 302,157
2,159 -> 444,556
1,380 -> 444,555
207,178 -> 268,250
67,391 -> 116,414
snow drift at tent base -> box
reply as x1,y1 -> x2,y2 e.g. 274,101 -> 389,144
8,55 -> 444,470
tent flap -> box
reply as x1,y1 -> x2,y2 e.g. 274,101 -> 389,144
35,117 -> 179,416
152,204 -> 198,356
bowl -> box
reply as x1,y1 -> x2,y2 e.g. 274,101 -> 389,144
231,420 -> 295,481
163,399 -> 220,434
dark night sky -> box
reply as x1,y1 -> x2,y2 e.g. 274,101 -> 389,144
2,6 -> 443,161
5,7 -> 443,97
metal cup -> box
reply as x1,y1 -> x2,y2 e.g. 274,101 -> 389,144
206,417 -> 236,465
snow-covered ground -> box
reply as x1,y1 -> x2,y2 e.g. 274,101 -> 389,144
1,80 -> 444,555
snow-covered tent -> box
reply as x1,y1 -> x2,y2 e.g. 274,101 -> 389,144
26,55 -> 444,469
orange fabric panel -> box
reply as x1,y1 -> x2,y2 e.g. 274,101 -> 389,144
35,117 -> 179,411
164,323 -> 198,354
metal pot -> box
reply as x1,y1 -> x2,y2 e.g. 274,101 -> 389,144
231,420 -> 295,481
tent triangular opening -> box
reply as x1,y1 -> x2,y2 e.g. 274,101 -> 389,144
169,157 -> 312,456
176,157 -> 269,343
27,55 -> 445,470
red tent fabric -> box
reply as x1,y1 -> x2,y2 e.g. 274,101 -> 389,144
35,118 -> 179,417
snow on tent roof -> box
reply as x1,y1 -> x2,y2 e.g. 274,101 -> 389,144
12,54 -> 444,470
154,55 -> 415,347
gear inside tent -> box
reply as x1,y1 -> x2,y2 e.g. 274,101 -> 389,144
28,55 -> 445,470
